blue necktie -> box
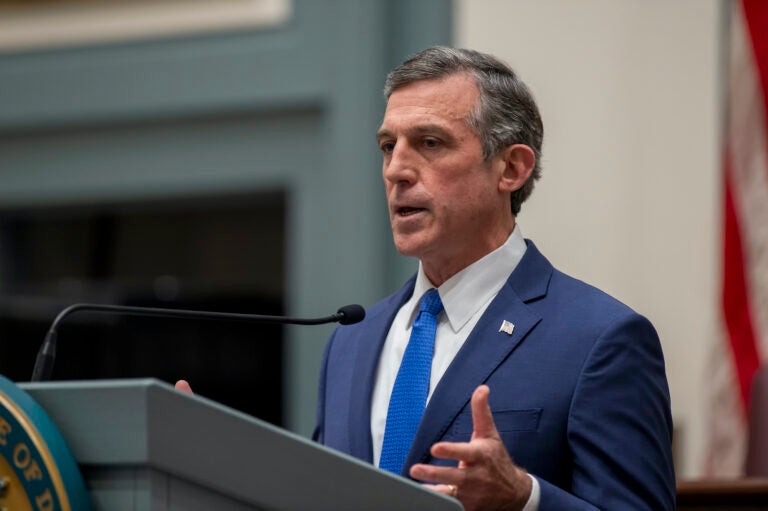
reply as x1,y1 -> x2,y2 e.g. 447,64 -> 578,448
379,288 -> 444,474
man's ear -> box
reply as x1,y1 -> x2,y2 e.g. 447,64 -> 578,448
495,144 -> 536,193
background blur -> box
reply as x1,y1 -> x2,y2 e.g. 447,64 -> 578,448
0,0 -> 724,479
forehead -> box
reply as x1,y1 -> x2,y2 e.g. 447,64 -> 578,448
379,73 -> 479,132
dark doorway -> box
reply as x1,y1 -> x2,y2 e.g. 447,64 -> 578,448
0,191 -> 285,427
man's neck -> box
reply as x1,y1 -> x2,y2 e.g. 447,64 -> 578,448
422,222 -> 516,287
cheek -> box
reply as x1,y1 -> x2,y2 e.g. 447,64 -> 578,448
444,183 -> 496,221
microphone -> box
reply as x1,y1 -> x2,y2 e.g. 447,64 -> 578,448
30,302 -> 365,382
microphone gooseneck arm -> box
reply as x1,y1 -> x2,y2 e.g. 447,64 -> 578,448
31,302 -> 365,382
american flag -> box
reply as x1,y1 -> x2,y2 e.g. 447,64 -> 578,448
706,0 -> 768,477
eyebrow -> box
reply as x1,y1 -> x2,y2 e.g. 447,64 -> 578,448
376,123 -> 452,142
376,129 -> 393,142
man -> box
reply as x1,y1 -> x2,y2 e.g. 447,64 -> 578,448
313,47 -> 675,510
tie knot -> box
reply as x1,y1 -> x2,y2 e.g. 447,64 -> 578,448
419,288 -> 444,317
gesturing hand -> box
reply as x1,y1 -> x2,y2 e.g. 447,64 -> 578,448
409,385 -> 532,511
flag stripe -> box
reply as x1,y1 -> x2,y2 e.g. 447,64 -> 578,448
742,0 -> 768,141
739,0 -> 768,361
722,151 -> 761,412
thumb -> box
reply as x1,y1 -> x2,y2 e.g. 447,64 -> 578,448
175,380 -> 194,394
471,385 -> 499,439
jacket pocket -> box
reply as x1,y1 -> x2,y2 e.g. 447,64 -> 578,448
450,408 -> 542,436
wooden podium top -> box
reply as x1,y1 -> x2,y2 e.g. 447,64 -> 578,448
677,478 -> 768,510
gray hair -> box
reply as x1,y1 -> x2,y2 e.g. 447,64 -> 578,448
384,46 -> 543,216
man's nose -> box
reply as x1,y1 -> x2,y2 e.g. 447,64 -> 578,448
383,142 -> 417,185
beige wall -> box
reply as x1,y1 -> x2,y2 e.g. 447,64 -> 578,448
456,0 -> 722,478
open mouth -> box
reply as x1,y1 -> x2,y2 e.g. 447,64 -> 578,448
397,207 -> 426,216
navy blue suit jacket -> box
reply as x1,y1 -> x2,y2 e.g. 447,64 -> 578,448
314,242 -> 675,510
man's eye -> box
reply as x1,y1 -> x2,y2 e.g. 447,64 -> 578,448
423,138 -> 440,148
380,142 -> 395,153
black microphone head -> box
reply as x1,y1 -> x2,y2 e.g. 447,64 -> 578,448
336,304 -> 366,325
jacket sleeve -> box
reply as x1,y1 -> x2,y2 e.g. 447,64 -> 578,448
538,313 -> 676,510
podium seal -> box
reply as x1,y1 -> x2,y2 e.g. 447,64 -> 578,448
0,375 -> 90,511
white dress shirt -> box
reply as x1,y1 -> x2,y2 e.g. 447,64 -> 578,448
370,225 -> 540,510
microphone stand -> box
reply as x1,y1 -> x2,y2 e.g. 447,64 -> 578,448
31,302 -> 365,382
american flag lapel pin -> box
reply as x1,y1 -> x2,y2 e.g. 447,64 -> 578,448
499,320 -> 515,335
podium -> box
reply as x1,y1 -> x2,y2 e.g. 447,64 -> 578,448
19,379 -> 462,511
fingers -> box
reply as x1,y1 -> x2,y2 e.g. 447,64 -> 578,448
431,441 -> 482,463
175,380 -> 194,394
470,384 -> 499,439
427,385 -> 500,464
413,386 -> 531,509
410,463 -> 464,486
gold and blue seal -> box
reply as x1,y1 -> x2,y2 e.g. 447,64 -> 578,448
0,375 -> 90,511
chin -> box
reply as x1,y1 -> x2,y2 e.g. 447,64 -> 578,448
392,235 -> 434,260
393,243 -> 418,258
392,237 -> 422,258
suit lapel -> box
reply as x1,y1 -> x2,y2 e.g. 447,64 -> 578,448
403,241 -> 553,471
347,278 -> 415,463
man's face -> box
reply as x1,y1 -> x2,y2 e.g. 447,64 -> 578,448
377,73 -> 511,281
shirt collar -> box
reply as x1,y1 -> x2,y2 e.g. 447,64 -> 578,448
406,224 -> 528,332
